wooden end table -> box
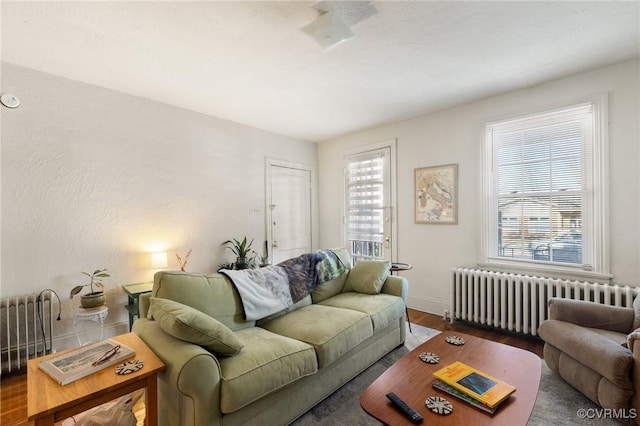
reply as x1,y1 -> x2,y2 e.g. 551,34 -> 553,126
361,332 -> 541,425
27,332 -> 165,426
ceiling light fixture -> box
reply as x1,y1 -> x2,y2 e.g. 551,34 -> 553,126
301,10 -> 354,51
301,1 -> 378,52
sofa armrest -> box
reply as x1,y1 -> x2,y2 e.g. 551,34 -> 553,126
381,275 -> 408,302
548,298 -> 634,333
133,318 -> 223,426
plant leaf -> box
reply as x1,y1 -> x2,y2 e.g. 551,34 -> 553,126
70,286 -> 84,298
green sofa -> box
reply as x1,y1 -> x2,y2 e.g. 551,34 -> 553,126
132,258 -> 408,426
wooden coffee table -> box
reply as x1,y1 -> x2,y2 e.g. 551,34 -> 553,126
361,332 -> 541,425
27,332 -> 165,426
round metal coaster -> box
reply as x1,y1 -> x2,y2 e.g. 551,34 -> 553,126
419,352 -> 440,364
445,335 -> 465,346
115,359 -> 144,375
426,396 -> 453,415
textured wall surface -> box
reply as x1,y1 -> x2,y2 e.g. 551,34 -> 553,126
318,60 -> 640,315
1,63 -> 317,348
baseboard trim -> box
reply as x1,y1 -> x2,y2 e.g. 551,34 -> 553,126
407,295 -> 448,318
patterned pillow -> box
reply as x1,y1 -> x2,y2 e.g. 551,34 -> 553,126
633,295 -> 640,330
626,328 -> 640,352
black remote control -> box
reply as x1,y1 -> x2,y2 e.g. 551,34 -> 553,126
386,392 -> 424,423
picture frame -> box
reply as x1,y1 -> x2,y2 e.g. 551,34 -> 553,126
415,163 -> 458,224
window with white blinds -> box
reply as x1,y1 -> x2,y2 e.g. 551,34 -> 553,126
344,148 -> 390,263
483,99 -> 607,273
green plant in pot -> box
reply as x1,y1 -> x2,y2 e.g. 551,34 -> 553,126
255,240 -> 270,268
222,237 -> 254,270
70,269 -> 110,308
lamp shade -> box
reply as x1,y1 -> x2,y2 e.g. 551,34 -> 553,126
151,251 -> 168,269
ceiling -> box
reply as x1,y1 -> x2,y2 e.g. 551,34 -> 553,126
1,1 -> 638,142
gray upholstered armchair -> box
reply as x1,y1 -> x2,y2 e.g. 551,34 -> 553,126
539,297 -> 640,424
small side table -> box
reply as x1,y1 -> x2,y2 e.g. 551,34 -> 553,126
123,282 -> 153,331
27,332 -> 165,426
390,262 -> 413,333
74,306 -> 108,346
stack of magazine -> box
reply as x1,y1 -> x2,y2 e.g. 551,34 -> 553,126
39,339 -> 135,385
432,361 -> 516,414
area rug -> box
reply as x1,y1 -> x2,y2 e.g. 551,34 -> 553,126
292,324 -> 619,425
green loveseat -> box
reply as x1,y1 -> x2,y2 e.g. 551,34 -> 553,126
133,256 -> 408,426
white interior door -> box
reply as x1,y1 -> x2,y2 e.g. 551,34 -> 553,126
268,165 -> 312,264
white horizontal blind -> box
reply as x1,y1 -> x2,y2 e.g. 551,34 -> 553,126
487,103 -> 596,269
345,149 -> 388,262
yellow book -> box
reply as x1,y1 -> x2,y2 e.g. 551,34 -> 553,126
432,361 -> 516,408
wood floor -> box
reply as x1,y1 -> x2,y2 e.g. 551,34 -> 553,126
0,309 -> 544,426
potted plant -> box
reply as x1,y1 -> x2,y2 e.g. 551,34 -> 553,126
255,240 -> 270,268
222,237 -> 254,270
70,269 -> 110,308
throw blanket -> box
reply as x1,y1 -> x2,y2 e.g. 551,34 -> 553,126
221,249 -> 347,321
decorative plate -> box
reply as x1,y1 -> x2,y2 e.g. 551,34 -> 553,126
445,335 -> 465,346
426,396 -> 453,415
419,352 -> 440,364
115,359 -> 144,375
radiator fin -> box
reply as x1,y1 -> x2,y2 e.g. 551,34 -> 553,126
0,292 -> 54,375
451,268 -> 639,337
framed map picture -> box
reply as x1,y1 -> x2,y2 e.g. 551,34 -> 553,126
415,164 -> 458,224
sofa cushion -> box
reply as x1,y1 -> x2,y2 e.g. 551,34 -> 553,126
256,295 -> 312,326
318,292 -> 405,332
539,319 -> 633,389
345,260 -> 391,294
218,327 -> 317,413
148,297 -> 244,356
312,274 -> 348,303
260,304 -> 373,368
154,271 -> 253,331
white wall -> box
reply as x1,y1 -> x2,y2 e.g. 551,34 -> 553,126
1,63 -> 318,348
318,60 -> 640,315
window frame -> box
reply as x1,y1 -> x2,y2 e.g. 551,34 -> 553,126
481,96 -> 610,279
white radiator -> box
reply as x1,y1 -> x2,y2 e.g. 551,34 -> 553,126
450,267 -> 639,337
0,291 -> 56,375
